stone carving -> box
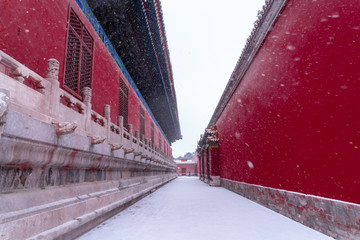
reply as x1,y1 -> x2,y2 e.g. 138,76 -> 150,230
118,115 -> 124,127
124,147 -> 134,154
0,89 -> 10,118
91,112 -> 105,126
82,87 -> 92,104
52,121 -> 77,135
0,89 -> 10,138
134,151 -> 142,157
12,65 -> 30,83
0,167 -> 32,191
89,135 -> 106,145
45,168 -> 54,186
46,58 -> 59,80
110,124 -> 121,134
110,143 -> 122,151
104,104 -> 110,119
60,93 -> 85,114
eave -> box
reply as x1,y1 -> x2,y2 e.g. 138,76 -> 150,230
86,0 -> 181,142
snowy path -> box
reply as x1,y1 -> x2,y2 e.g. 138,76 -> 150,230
77,177 -> 333,240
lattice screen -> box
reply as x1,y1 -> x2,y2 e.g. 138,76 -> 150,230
64,9 -> 93,98
119,78 -> 129,127
159,132 -> 161,151
140,107 -> 145,138
151,122 -> 154,144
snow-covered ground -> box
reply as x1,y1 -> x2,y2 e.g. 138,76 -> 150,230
77,177 -> 333,240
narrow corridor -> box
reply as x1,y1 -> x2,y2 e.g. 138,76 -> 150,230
78,177 -> 332,240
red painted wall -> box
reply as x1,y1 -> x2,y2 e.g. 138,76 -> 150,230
0,0 -> 69,83
210,147 -> 220,176
0,0 -> 172,155
216,0 -> 360,204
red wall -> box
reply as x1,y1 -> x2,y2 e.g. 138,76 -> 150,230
0,0 -> 171,156
0,0 -> 69,83
216,0 -> 360,204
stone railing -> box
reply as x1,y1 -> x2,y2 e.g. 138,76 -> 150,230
0,50 -> 175,168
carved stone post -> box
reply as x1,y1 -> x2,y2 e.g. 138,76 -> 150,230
118,115 -> 124,128
118,115 -> 124,144
82,87 -> 92,132
128,124 -> 133,141
0,89 -> 10,139
82,87 -> 92,105
46,59 -> 60,120
104,104 -> 110,140
134,130 -> 140,154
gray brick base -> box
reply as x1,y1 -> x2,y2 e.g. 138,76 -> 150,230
222,178 -> 360,240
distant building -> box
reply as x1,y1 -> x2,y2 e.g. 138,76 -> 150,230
175,158 -> 198,176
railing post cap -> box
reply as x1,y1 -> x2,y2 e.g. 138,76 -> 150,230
47,58 -> 59,64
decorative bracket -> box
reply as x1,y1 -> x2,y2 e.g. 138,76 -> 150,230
124,147 -> 134,155
89,135 -> 106,145
0,89 -> 10,138
110,143 -> 122,151
205,125 -> 219,143
52,121 -> 77,135
134,151 -> 142,157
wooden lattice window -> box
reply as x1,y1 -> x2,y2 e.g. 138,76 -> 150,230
151,122 -> 154,144
119,78 -> 129,127
159,132 -> 161,151
140,107 -> 145,138
64,9 -> 93,98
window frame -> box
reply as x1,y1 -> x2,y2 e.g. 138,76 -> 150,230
118,77 -> 129,127
63,8 -> 94,99
159,132 -> 161,151
151,122 -> 154,144
140,107 -> 145,138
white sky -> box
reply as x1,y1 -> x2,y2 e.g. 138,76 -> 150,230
161,0 -> 265,157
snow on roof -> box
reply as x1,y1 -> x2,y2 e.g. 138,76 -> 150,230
174,160 -> 196,165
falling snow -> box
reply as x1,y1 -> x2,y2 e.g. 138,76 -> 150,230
328,13 -> 340,18
247,161 -> 254,169
286,45 -> 296,51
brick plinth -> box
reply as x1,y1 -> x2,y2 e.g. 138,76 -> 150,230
209,176 -> 220,186
222,178 -> 360,240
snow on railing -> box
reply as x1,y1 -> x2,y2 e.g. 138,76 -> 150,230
60,91 -> 86,114
0,50 -> 45,92
0,50 -> 174,167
